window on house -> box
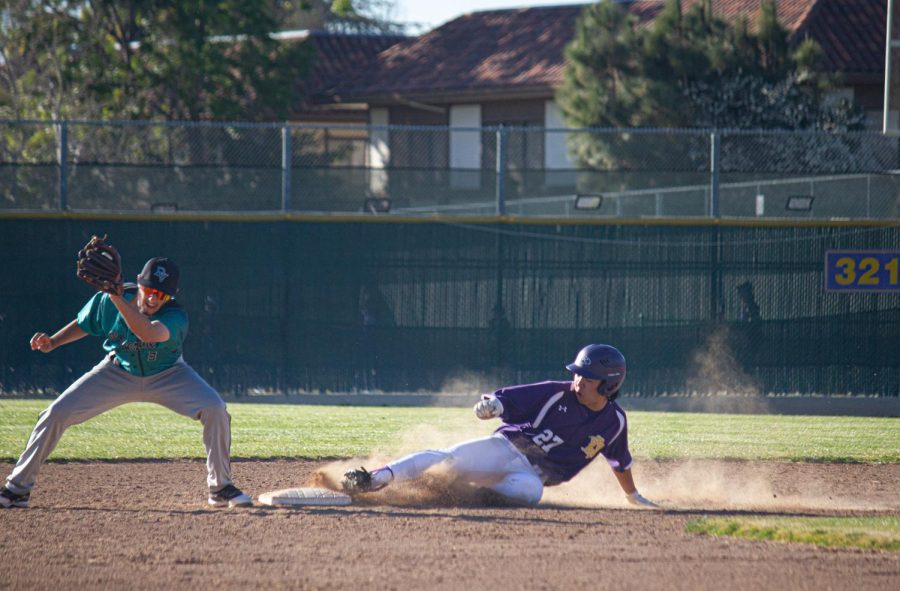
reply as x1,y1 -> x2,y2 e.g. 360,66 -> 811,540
481,100 -> 546,172
388,106 -> 449,170
295,128 -> 367,168
481,121 -> 544,172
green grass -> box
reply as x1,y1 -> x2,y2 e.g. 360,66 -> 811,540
687,516 -> 900,551
0,401 -> 490,460
633,412 -> 900,463
3,399 -> 898,553
0,400 -> 897,462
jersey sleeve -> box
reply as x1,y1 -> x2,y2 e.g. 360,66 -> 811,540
75,292 -> 112,336
155,307 -> 188,346
601,408 -> 633,472
493,381 -> 571,424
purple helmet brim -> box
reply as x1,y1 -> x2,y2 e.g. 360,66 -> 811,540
566,363 -> 603,380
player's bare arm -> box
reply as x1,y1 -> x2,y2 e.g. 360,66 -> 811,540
614,468 -> 658,507
613,466 -> 639,495
30,320 -> 88,353
109,292 -> 171,343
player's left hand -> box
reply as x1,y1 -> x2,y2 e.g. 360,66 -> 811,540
626,490 -> 660,508
76,234 -> 124,296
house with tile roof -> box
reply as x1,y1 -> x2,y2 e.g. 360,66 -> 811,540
317,0 -> 884,121
281,30 -> 407,169
298,0 -> 887,200
292,30 -> 409,123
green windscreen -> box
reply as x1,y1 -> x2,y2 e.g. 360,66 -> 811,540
1,218 -> 897,397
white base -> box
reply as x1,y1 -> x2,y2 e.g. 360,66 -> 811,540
258,487 -> 352,507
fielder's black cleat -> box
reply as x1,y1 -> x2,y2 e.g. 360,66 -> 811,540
0,486 -> 29,508
208,484 -> 252,508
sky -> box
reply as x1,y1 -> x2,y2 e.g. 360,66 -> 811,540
391,1 -> 583,32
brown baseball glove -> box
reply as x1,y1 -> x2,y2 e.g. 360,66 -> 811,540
76,234 -> 124,296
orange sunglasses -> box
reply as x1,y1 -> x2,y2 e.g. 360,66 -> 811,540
139,285 -> 171,303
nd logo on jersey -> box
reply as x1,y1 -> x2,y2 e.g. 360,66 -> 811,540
581,435 -> 605,459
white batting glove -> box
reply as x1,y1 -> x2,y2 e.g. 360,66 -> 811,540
626,491 -> 659,508
473,396 -> 504,420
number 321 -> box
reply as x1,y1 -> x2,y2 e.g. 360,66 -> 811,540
834,256 -> 899,287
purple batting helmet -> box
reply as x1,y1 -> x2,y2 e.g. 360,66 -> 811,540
566,344 -> 627,399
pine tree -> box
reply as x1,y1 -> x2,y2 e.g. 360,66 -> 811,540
556,0 -> 865,171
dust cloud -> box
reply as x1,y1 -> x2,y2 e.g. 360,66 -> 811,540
307,352 -> 894,513
309,421 -> 495,506
438,371 -> 500,398
680,326 -> 774,414
546,459 -> 895,512
312,452 -> 897,513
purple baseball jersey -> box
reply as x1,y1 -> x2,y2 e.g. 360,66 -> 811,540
493,381 -> 633,486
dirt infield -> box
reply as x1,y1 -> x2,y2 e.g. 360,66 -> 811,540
1,459 -> 898,590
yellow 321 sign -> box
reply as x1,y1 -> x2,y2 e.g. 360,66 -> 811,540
825,251 -> 900,292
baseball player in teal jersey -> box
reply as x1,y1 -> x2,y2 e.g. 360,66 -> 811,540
0,257 -> 251,509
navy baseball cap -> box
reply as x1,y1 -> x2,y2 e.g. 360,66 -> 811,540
137,257 -> 180,296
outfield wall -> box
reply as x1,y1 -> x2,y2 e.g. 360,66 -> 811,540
2,215 -> 898,397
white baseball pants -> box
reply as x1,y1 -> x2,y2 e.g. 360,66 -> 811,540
5,356 -> 235,494
386,434 -> 544,505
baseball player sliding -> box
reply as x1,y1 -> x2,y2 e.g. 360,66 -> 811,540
0,236 -> 251,509
343,344 -> 659,508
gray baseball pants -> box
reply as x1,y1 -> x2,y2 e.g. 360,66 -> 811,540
5,355 -> 234,495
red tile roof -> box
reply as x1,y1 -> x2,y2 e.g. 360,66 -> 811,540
294,31 -> 408,99
792,0 -> 885,78
700,0 -> 817,29
326,0 -> 884,104
328,4 -> 589,102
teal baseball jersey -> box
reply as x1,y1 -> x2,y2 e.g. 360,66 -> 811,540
76,286 -> 188,376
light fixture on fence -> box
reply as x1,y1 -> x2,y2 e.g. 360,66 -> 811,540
785,195 -> 814,212
363,197 -> 391,213
151,202 -> 179,213
574,193 -> 603,210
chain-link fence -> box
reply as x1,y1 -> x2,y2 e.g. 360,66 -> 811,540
3,120 -> 899,218
1,218 -> 898,397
